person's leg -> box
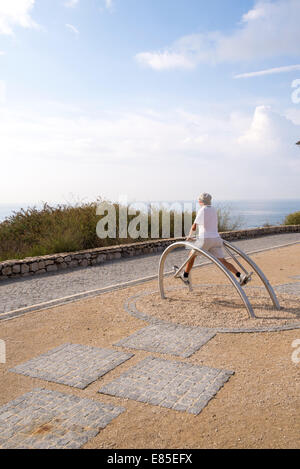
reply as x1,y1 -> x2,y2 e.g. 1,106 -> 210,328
209,243 -> 252,286
218,258 -> 239,275
185,253 -> 243,278
185,252 -> 197,274
175,250 -> 196,285
218,257 -> 252,285
210,242 -> 241,277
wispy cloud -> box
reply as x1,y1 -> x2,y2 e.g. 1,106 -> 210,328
136,0 -> 300,70
136,51 -> 195,71
104,0 -> 114,10
64,0 -> 79,8
234,64 -> 300,79
66,23 -> 79,35
1,104 -> 299,202
0,0 -> 38,35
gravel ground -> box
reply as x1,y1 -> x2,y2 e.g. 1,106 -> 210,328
0,244 -> 299,449
0,233 -> 299,314
137,286 -> 300,329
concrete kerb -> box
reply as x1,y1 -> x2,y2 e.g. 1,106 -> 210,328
0,240 -> 299,323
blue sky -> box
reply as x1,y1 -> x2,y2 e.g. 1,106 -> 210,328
1,0 -> 300,206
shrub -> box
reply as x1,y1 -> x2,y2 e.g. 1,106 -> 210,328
216,205 -> 243,232
0,202 -> 101,261
284,211 -> 300,225
0,201 -> 242,261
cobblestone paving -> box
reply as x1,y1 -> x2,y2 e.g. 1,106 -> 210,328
115,324 -> 216,358
1,233 -> 299,315
0,388 -> 125,449
275,282 -> 300,296
98,356 -> 234,415
10,344 -> 134,389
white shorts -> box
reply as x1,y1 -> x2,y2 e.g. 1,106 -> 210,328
187,237 -> 225,259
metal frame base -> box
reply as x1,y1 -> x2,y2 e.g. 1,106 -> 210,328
158,241 -> 281,319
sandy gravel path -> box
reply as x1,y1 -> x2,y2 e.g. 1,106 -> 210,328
0,243 -> 299,449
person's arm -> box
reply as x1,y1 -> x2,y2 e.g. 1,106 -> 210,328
186,223 -> 197,241
186,207 -> 204,241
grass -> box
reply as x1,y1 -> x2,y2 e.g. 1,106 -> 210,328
0,200 -> 243,262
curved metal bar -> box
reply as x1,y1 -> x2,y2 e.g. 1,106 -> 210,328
223,240 -> 281,310
223,244 -> 249,275
158,241 -> 256,319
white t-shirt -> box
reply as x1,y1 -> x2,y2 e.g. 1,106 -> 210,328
194,205 -> 220,238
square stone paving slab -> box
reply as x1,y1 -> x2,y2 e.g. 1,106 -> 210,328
275,282 -> 300,296
98,356 -> 234,415
0,388 -> 125,449
9,343 -> 134,389
115,324 -> 216,358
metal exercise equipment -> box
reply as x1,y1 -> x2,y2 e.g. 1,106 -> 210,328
158,240 -> 281,319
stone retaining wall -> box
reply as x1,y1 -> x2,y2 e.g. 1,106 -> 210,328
1,225 -> 299,281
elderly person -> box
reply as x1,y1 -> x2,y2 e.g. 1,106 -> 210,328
179,193 -> 251,286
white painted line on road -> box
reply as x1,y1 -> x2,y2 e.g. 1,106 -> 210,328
1,239 -> 299,322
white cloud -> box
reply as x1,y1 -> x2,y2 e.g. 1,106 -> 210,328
136,0 -> 300,70
104,0 -> 114,10
64,0 -> 79,7
238,105 -> 299,148
66,23 -> 79,34
136,51 -> 195,71
0,103 -> 299,203
285,108 -> 300,126
0,0 -> 38,35
234,64 -> 300,79
242,5 -> 266,22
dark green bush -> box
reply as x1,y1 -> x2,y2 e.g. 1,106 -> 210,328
284,211 -> 300,225
0,201 -> 242,261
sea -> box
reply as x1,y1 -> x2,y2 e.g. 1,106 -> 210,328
217,199 -> 300,229
0,199 -> 299,229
